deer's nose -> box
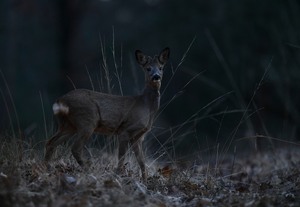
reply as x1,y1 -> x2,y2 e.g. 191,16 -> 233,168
152,74 -> 161,81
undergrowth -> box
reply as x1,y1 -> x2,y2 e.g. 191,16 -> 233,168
0,139 -> 300,206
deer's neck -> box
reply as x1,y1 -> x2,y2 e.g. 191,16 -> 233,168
142,86 -> 160,112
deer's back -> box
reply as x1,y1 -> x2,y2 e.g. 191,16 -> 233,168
55,89 -> 153,135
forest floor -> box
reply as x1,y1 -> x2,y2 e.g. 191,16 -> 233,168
0,139 -> 300,207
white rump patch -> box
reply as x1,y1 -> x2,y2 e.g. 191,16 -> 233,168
53,102 -> 69,115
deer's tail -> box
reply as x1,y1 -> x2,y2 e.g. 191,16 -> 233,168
53,101 -> 69,115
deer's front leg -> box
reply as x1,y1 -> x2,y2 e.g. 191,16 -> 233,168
131,137 -> 147,181
117,134 -> 129,174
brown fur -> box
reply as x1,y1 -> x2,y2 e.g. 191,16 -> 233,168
45,48 -> 170,180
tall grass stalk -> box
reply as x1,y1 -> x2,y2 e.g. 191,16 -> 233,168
0,69 -> 23,162
161,36 -> 196,97
39,91 -> 48,139
112,27 -> 123,95
236,135 -> 300,146
99,35 -> 111,94
156,71 -> 204,120
66,75 -> 77,89
220,57 -> 272,159
0,69 -> 21,138
0,88 -> 15,138
153,91 -> 233,164
205,29 -> 255,138
85,65 -> 95,91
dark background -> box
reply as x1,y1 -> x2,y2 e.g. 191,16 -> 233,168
1,0 -> 300,156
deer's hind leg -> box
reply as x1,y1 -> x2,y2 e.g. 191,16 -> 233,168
71,127 -> 94,168
45,115 -> 76,162
45,128 -> 75,162
66,109 -> 98,168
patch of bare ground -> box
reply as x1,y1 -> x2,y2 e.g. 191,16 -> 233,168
1,144 -> 300,207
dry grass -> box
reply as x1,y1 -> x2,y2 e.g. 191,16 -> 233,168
0,136 -> 300,207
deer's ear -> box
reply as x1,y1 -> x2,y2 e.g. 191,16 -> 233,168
158,47 -> 170,65
135,50 -> 147,66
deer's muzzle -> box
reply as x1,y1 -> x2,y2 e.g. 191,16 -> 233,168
152,74 -> 161,82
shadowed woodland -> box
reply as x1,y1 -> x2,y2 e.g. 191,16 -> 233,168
1,1 -> 300,206
1,0 -> 300,149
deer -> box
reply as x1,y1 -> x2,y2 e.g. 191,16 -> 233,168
44,47 -> 170,180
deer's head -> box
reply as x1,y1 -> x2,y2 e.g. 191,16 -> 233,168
135,47 -> 170,90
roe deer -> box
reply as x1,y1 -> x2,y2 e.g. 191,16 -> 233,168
45,47 -> 170,180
